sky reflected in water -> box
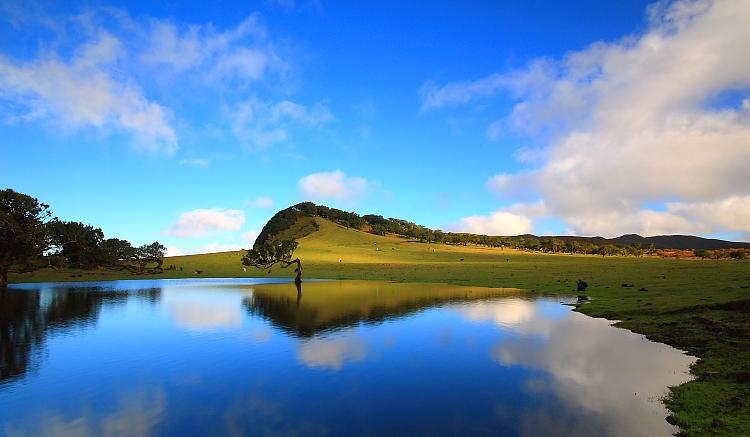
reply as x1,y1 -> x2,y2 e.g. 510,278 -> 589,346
1,279 -> 694,436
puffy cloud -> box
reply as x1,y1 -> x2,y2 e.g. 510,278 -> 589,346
461,299 -> 537,329
166,208 -> 246,237
165,246 -> 184,257
298,170 -> 370,201
0,32 -> 178,155
297,335 -> 367,370
428,0 -> 750,237
483,300 -> 695,436
245,196 -> 274,208
179,158 -> 210,168
164,287 -> 252,331
453,211 -> 533,236
228,98 -> 333,149
170,296 -> 243,330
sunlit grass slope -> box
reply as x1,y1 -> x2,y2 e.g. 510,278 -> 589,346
10,217 -> 750,435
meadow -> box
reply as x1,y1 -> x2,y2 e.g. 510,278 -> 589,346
10,218 -> 750,435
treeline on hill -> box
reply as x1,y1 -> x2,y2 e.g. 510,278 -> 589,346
256,202 -> 750,259
0,188 -> 166,287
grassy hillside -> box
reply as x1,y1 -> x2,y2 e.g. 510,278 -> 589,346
9,217 -> 750,435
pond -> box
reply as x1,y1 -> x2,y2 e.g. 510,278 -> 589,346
1,279 -> 694,436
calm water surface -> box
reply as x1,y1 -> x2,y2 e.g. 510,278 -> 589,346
1,279 -> 694,436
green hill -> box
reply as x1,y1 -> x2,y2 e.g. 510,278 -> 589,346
255,202 -> 750,251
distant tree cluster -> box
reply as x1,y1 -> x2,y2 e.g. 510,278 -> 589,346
1,188 -> 166,287
694,248 -> 748,260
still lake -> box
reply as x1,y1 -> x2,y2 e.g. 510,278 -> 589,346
1,279 -> 694,436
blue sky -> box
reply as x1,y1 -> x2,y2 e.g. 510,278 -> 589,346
2,0 -> 749,254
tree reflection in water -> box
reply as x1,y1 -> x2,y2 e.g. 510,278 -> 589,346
0,285 -> 161,384
243,280 -> 522,338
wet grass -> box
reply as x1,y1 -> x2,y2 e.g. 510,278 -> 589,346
10,218 -> 750,435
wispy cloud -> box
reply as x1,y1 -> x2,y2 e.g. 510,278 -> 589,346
0,7 -> 302,156
228,97 -> 333,150
244,196 -> 274,208
241,229 -> 260,245
179,158 -> 210,168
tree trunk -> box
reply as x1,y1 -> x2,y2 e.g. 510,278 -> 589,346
292,258 -> 302,284
0,268 -> 8,289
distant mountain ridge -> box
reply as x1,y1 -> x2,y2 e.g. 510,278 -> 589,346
538,234 -> 750,250
256,202 -> 750,251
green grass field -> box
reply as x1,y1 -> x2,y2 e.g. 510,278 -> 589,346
10,217 -> 750,435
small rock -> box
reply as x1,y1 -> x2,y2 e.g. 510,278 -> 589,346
639,287 -> 648,291
621,283 -> 634,288
665,415 -> 678,426
577,279 -> 588,292
740,285 -> 749,289
577,295 -> 590,303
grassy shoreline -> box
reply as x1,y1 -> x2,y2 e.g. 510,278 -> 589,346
9,220 -> 750,435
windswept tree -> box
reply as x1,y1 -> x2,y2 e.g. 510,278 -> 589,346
133,242 -> 166,272
242,239 -> 303,284
0,189 -> 53,287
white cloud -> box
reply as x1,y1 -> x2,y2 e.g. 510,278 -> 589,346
166,208 -> 246,237
139,13 -> 283,84
452,210 -> 533,236
165,246 -> 183,257
242,229 -> 260,245
245,196 -> 274,208
191,243 -> 246,253
478,299 -> 695,436
228,98 -> 333,149
0,9 -> 292,156
297,335 -> 367,370
429,0 -> 750,237
179,158 -> 210,168
298,170 -> 370,201
0,32 -> 178,155
169,296 -> 243,330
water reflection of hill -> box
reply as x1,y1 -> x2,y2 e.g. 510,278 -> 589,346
243,281 -> 523,338
0,286 -> 160,384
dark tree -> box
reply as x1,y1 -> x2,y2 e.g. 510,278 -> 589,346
242,239 -> 302,284
49,220 -> 105,268
133,242 -> 166,272
99,238 -> 136,267
0,189 -> 53,287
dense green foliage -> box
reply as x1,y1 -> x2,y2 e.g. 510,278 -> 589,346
0,189 -> 53,286
243,239 -> 299,269
243,239 -> 302,282
0,188 -> 166,283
